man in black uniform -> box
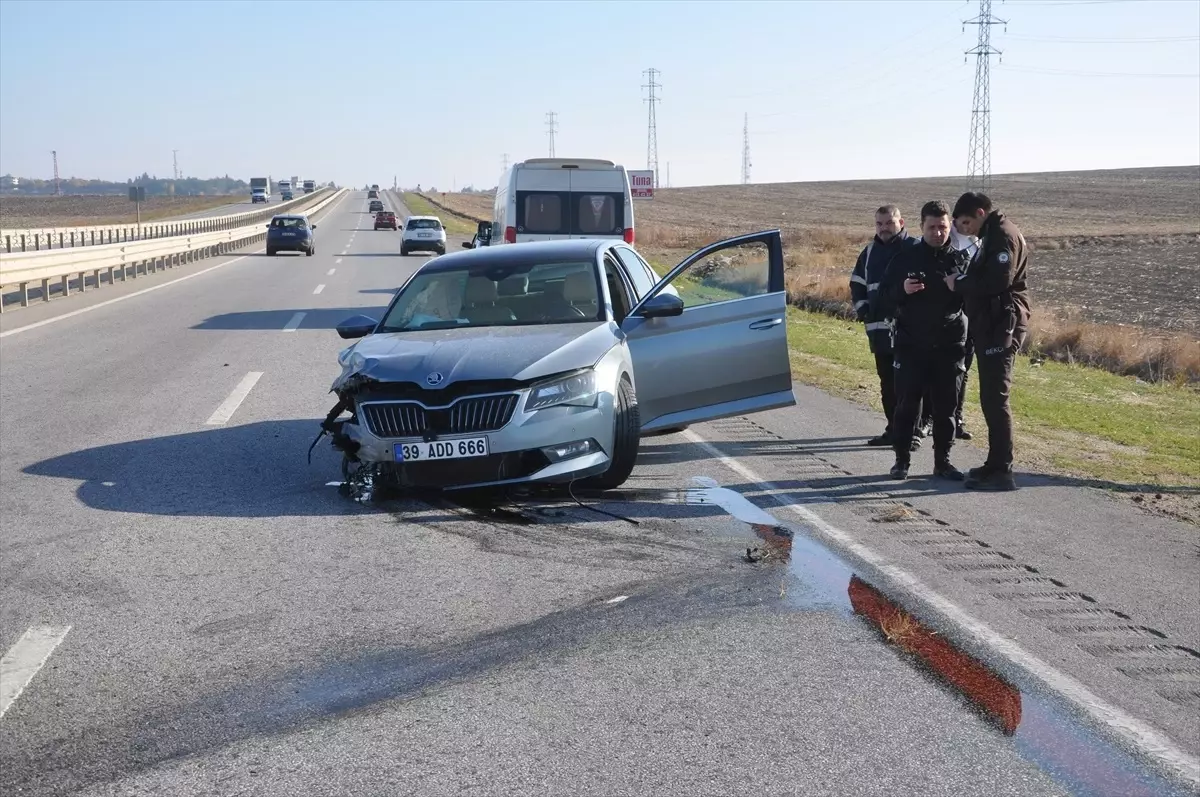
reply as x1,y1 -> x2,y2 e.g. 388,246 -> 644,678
882,200 -> 970,481
849,205 -> 922,450
947,192 -> 1031,491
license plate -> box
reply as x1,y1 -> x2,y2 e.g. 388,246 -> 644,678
282,232 -> 295,237
418,232 -> 432,238
394,437 -> 489,462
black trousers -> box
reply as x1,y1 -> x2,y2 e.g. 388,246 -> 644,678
892,348 -> 965,463
957,336 -> 975,424
976,339 -> 1018,470
873,351 -> 897,434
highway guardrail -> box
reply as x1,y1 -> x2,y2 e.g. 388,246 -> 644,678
0,187 -> 334,253
0,188 -> 348,313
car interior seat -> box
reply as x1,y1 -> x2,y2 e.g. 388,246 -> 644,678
462,276 -> 516,324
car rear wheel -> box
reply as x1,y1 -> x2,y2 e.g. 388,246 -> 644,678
266,248 -> 276,256
585,377 -> 640,490
306,247 -> 314,256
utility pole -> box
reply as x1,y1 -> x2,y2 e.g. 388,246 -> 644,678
501,153 -> 510,172
545,111 -> 558,158
741,114 -> 752,185
666,162 -> 670,189
172,149 -> 180,180
51,150 -> 61,196
642,68 -> 661,188
964,0 -> 1006,191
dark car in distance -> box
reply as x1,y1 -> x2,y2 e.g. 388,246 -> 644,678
375,211 -> 398,230
266,214 -> 317,256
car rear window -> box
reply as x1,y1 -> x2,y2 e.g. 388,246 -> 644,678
407,219 -> 442,230
515,191 -> 624,236
270,217 -> 306,229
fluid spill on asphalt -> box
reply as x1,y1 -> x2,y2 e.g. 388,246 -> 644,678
683,476 -> 1193,797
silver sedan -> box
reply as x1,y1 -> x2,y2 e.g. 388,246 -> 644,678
323,232 -> 796,491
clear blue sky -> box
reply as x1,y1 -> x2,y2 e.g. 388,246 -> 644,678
1,0 -> 1196,189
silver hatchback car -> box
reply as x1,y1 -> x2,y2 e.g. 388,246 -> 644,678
323,232 -> 795,491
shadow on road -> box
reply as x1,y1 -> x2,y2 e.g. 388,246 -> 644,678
191,306 -> 388,330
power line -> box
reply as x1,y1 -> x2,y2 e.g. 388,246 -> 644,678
1006,33 -> 1198,43
642,68 -> 661,188
741,113 -> 752,185
999,64 -> 1199,78
964,0 -> 1006,191
545,111 -> 558,158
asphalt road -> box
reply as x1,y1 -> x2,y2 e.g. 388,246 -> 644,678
1,192 -> 1196,796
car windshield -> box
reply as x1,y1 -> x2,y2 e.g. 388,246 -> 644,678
378,260 -> 602,331
406,219 -> 441,230
271,217 -> 306,229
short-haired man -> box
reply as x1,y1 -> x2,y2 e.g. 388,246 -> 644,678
850,205 -> 920,450
882,200 -> 971,480
946,192 -> 1031,491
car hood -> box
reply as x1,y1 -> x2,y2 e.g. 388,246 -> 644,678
333,322 -> 617,390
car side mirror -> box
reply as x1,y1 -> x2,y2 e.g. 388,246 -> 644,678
637,292 -> 685,318
311,224 -> 317,229
336,314 -> 379,339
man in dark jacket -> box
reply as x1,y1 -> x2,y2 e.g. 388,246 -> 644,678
947,192 -> 1031,491
850,205 -> 921,449
882,200 -> 971,481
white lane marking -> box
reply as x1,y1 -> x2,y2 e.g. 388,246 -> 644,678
313,284 -> 325,295
0,251 -> 262,340
327,268 -> 336,276
335,258 -> 343,264
205,371 -> 263,426
605,595 -> 629,605
0,625 -> 71,720
282,312 -> 306,332
681,429 -> 1200,787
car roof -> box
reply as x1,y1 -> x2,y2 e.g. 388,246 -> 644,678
406,215 -> 440,221
271,214 -> 308,220
420,239 -> 607,273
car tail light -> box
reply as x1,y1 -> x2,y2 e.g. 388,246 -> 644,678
504,226 -> 516,243
623,228 -> 635,244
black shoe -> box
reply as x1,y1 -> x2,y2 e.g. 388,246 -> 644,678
955,424 -> 973,440
967,464 -> 994,480
866,433 -> 892,447
890,461 -> 910,480
916,422 -> 932,439
910,438 -> 921,451
934,460 -> 965,481
965,468 -> 1017,491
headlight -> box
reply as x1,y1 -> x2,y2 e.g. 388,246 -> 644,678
526,370 -> 597,411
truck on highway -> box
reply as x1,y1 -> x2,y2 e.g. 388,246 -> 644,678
250,176 -> 270,203
303,179 -> 316,194
278,179 -> 293,201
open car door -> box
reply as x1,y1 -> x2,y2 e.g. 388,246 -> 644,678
620,230 -> 796,434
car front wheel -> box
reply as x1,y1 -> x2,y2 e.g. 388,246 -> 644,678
586,377 -> 640,490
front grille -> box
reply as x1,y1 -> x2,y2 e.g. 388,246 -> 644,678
361,394 -> 519,438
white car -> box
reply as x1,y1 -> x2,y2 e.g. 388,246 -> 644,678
401,216 -> 447,256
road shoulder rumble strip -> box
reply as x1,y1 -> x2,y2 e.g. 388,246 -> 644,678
685,421 -> 1200,789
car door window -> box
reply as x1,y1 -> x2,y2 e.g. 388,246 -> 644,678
646,239 -> 772,309
603,255 -> 634,322
612,245 -> 658,300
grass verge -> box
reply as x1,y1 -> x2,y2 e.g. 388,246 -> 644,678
0,195 -> 242,228
401,192 -> 475,236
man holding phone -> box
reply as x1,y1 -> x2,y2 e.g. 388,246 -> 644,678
882,200 -> 971,480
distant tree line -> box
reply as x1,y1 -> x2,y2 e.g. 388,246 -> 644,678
0,172 -> 248,196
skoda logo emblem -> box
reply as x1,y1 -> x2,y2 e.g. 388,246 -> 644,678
425,372 -> 445,386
